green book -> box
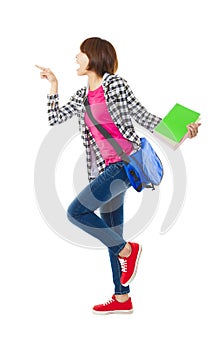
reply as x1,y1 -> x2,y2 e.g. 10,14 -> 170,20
153,103 -> 200,149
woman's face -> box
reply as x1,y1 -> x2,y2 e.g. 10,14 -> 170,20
76,51 -> 89,76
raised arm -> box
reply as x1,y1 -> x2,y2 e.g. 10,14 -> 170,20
36,65 -> 78,126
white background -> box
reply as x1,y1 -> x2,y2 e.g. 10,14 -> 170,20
1,0 -> 221,349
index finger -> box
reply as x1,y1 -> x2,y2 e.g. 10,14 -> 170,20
35,64 -> 46,70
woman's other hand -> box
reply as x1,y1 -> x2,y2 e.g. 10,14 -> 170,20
187,122 -> 201,139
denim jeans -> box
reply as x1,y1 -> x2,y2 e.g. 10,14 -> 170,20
67,161 -> 131,294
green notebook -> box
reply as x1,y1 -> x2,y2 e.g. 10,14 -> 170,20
154,103 -> 200,148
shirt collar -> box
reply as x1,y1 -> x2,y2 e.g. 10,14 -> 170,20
85,72 -> 111,96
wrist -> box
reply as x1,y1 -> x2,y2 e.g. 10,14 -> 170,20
50,80 -> 58,95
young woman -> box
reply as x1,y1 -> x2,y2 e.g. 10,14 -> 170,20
36,37 -> 200,314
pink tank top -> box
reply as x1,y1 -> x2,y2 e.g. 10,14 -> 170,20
84,85 -> 134,166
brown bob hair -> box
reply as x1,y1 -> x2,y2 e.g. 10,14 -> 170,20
80,37 -> 118,77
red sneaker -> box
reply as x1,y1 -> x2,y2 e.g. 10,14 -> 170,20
119,242 -> 142,287
92,295 -> 133,314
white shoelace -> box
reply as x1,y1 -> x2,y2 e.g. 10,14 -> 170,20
103,298 -> 115,306
119,257 -> 127,272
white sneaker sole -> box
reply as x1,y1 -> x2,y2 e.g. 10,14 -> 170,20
92,309 -> 133,315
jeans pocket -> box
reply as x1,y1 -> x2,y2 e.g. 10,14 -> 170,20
113,162 -> 131,189
113,161 -> 124,169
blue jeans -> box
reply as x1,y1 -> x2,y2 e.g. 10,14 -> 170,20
67,161 -> 131,295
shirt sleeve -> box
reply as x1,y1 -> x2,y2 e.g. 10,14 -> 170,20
123,79 -> 162,132
47,93 -> 79,126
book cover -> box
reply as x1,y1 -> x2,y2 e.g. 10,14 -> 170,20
153,103 -> 200,149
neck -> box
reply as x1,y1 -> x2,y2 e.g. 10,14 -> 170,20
87,72 -> 103,91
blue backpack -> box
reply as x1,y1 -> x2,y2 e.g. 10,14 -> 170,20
123,137 -> 163,192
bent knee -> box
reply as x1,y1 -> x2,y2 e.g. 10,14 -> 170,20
67,199 -> 88,221
67,200 -> 79,221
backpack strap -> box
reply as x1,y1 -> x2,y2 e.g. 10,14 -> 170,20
84,97 -> 130,164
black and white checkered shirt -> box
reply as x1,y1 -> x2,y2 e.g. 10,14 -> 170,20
47,73 -> 162,181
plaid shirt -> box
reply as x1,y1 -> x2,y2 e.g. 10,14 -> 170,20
47,73 -> 162,181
